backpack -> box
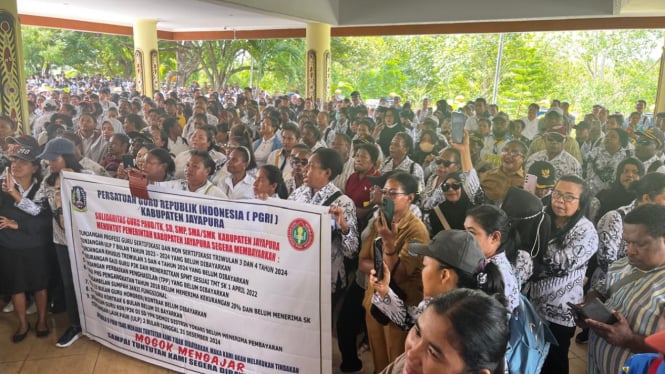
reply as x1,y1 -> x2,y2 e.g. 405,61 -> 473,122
623,353 -> 665,374
506,294 -> 557,374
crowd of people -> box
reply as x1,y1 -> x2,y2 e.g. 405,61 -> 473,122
2,80 -> 665,374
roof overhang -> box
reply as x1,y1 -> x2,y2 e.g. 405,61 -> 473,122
17,0 -> 665,40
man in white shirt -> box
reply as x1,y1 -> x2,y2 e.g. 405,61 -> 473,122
521,103 -> 540,140
525,132 -> 582,180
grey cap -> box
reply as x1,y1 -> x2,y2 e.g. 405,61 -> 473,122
408,230 -> 484,275
37,138 -> 75,160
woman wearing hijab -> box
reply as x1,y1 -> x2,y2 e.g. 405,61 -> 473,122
594,157 -> 644,219
428,171 -> 474,236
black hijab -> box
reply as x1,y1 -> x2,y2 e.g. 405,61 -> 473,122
596,157 -> 645,218
429,172 -> 473,236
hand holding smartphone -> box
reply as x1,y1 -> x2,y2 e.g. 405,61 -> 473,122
380,197 -> 394,227
4,166 -> 14,193
567,300 -> 618,325
451,112 -> 466,144
122,155 -> 135,169
373,237 -> 384,281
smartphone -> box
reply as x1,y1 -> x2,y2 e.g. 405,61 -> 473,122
380,197 -> 394,226
122,155 -> 135,169
373,237 -> 384,281
451,112 -> 465,144
567,300 -> 617,324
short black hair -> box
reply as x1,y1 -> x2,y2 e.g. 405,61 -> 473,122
354,143 -> 379,164
624,204 -> 665,239
313,148 -> 343,180
189,150 -> 216,176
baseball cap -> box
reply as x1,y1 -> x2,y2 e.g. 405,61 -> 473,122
527,161 -> 556,188
12,145 -> 38,161
408,230 -> 484,275
6,135 -> 39,149
37,138 -> 75,160
636,128 -> 665,148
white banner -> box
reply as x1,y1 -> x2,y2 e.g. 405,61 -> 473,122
61,172 -> 332,374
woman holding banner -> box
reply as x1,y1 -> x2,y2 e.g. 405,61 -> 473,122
35,138 -> 85,348
157,150 -> 227,198
0,143 -> 53,342
288,147 -> 359,297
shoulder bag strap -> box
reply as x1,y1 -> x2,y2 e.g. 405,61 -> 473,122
433,206 -> 451,231
322,191 -> 343,207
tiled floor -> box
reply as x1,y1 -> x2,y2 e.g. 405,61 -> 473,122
0,301 -> 588,373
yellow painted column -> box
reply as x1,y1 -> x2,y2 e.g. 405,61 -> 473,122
0,0 -> 28,134
133,19 -> 159,98
305,23 -> 331,106
655,42 -> 665,113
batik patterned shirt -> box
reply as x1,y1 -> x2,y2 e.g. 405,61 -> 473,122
288,182 -> 359,293
528,217 -> 598,327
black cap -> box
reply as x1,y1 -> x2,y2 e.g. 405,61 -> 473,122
527,161 -> 556,188
12,145 -> 38,161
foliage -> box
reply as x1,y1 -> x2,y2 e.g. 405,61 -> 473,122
20,26 -> 665,116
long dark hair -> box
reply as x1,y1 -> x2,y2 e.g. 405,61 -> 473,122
450,260 -> 506,307
427,289 -> 509,374
46,154 -> 82,186
466,205 -> 510,255
259,164 -> 288,199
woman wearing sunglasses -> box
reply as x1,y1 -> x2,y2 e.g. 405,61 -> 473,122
424,132 -> 484,233
428,172 -> 475,236
421,147 -> 461,210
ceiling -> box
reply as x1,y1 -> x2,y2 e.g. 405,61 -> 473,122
17,0 -> 665,34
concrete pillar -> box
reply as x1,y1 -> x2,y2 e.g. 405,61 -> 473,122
133,19 -> 159,98
655,42 -> 665,114
305,23 -> 331,106
0,0 -> 28,134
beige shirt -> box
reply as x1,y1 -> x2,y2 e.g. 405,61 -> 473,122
361,212 -> 429,310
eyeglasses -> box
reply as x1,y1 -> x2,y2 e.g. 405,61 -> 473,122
381,189 -> 408,197
441,182 -> 462,192
291,158 -> 309,166
435,159 -> 457,167
501,149 -> 523,157
551,190 -> 580,203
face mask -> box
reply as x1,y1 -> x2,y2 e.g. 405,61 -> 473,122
335,113 -> 341,121
419,142 -> 434,153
